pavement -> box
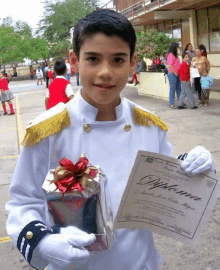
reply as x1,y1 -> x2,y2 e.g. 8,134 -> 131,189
0,78 -> 220,270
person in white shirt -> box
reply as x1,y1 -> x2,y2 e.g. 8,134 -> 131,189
6,9 -> 216,270
36,66 -> 44,85
65,59 -> 71,81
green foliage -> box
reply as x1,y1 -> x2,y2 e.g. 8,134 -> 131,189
136,29 -> 178,60
36,0 -> 98,58
0,21 -> 49,69
15,21 -> 33,39
0,26 -> 27,65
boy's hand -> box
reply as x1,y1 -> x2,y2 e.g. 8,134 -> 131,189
181,146 -> 215,175
32,230 -> 96,269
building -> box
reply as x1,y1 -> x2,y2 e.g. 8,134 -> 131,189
102,0 -> 220,73
102,0 -> 220,99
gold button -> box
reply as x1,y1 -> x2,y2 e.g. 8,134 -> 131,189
83,124 -> 91,133
26,231 -> 34,240
124,124 -> 131,131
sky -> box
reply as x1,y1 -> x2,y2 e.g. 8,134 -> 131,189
0,0 -> 110,32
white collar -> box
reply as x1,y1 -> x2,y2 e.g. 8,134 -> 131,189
56,76 -> 65,79
68,87 -> 124,122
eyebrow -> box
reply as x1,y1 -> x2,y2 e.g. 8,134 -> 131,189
84,52 -> 129,57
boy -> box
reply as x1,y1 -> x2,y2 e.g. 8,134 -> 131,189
200,69 -> 213,107
45,59 -> 74,110
177,52 -> 197,109
6,9 -> 215,270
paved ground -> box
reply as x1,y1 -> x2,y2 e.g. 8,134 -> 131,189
0,78 -> 220,269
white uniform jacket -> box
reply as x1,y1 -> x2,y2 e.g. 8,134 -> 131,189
6,90 -> 173,270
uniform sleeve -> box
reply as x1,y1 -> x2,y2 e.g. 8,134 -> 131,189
65,84 -> 74,97
46,90 -> 49,98
159,130 -> 173,157
5,139 -> 52,269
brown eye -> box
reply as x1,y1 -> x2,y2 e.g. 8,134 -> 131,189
88,57 -> 98,63
114,57 -> 124,63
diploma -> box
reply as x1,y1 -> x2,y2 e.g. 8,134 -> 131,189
113,151 -> 220,247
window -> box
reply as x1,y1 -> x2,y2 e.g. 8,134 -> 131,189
209,8 -> 220,33
210,32 -> 220,51
197,5 -> 220,52
197,9 -> 208,35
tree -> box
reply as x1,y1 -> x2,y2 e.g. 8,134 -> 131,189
136,29 -> 177,60
15,21 -> 32,39
0,26 -> 28,72
36,0 -> 98,58
0,22 -> 49,73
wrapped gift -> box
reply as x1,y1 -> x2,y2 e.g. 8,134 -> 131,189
42,155 -> 113,252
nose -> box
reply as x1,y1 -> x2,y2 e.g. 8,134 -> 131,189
97,62 -> 113,79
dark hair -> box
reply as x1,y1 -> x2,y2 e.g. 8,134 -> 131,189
54,59 -> 66,75
1,70 -> 7,77
182,52 -> 189,59
184,43 -> 192,53
198,44 -> 207,57
168,43 -> 179,58
73,9 -> 136,60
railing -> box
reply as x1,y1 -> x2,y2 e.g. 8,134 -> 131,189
100,0 -> 116,10
101,0 -> 165,20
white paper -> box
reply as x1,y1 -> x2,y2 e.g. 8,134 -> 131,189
114,151 -> 220,247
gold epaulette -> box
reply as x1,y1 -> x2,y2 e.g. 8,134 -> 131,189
22,108 -> 70,147
133,106 -> 168,131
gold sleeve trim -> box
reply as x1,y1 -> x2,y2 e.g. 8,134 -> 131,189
22,108 -> 70,147
133,106 -> 168,131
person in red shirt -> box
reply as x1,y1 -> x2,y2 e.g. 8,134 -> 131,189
45,59 -> 74,110
47,66 -> 55,85
177,52 -> 197,109
0,71 -> 15,115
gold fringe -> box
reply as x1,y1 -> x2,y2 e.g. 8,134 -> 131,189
133,106 -> 168,131
22,108 -> 70,147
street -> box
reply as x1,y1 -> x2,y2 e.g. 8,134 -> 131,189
0,78 -> 220,270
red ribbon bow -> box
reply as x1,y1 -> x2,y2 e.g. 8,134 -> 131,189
53,156 -> 97,194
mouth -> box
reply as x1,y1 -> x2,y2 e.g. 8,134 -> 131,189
93,84 -> 115,90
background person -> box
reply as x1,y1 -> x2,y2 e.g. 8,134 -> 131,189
65,59 -> 71,82
167,43 -> 181,109
128,56 -> 146,86
36,66 -> 43,86
45,59 -> 74,110
191,47 -> 210,103
199,44 -> 207,58
177,52 -> 197,109
0,71 -> 15,115
183,43 -> 195,65
200,69 -> 213,107
44,63 -> 49,88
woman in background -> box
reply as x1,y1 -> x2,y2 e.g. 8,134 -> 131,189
167,43 -> 181,108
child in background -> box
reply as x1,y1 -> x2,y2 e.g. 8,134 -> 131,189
0,71 -> 15,115
36,66 -> 43,86
45,59 -> 74,110
200,69 -> 213,107
177,52 -> 197,109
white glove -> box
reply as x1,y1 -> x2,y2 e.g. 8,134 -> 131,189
32,228 -> 96,270
181,146 -> 215,174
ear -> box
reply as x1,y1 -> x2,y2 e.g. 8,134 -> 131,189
129,53 -> 137,73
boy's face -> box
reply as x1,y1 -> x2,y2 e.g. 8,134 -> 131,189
184,54 -> 190,62
202,70 -> 208,77
77,33 -> 136,108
